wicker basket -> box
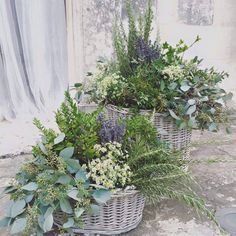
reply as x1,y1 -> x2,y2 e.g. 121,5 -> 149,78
54,190 -> 145,235
106,104 -> 192,152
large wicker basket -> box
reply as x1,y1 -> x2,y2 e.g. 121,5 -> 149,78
106,104 -> 192,152
54,190 -> 145,235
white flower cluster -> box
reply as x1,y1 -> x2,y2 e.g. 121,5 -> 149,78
88,63 -> 120,102
86,142 -> 132,189
96,74 -> 119,100
162,65 -> 184,80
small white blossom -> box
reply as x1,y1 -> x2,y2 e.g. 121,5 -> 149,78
87,142 -> 132,189
162,65 -> 184,80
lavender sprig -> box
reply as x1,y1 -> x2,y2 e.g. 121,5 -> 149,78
97,113 -> 126,143
135,37 -> 160,63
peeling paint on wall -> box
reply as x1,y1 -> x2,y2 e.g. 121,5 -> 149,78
178,0 -> 214,25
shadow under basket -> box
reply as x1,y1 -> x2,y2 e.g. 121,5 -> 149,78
54,190 -> 145,235
106,104 -> 192,157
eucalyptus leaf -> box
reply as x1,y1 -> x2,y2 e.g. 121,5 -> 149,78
188,99 -> 195,105
44,207 -> 54,219
43,212 -> 53,232
38,215 -> 44,230
25,194 -> 34,203
22,182 -> 38,191
56,175 -> 72,185
60,199 -> 73,214
75,170 -> 87,181
180,84 -> 190,92
65,159 -> 80,173
63,218 -> 74,228
74,208 -> 85,218
10,199 -> 26,218
59,147 -> 74,159
92,189 -> 111,204
38,142 -> 48,155
67,189 -> 79,201
54,133 -> 65,145
11,218 -> 27,234
5,202 -> 13,217
168,109 -> 180,120
186,105 -> 196,115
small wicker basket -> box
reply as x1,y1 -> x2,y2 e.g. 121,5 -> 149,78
106,104 -> 192,152
54,190 -> 145,235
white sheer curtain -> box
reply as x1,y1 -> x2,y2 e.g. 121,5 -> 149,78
0,0 -> 68,120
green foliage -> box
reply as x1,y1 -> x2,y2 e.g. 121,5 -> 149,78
0,93 -> 217,234
129,143 -> 216,224
143,0 -> 153,42
90,35 -> 232,132
88,0 -> 232,132
113,0 -> 155,77
55,91 -> 100,159
126,0 -> 138,64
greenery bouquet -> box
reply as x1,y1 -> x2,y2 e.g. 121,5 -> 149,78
85,1 -> 232,133
0,93 -> 215,235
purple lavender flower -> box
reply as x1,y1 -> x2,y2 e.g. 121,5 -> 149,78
135,37 -> 160,63
97,113 -> 126,143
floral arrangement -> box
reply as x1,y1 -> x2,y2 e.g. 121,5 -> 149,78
0,92 -> 216,235
85,1 -> 233,132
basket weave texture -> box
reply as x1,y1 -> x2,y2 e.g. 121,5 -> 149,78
54,190 -> 145,235
106,104 -> 192,151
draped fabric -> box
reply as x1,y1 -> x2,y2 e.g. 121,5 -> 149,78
0,0 -> 68,120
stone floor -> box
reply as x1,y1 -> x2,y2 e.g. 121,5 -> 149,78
0,120 -> 236,235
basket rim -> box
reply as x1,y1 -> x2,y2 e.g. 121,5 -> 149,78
106,104 -> 166,117
109,189 -> 141,198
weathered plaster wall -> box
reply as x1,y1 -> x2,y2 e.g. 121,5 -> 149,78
68,0 -> 236,104
82,0 -> 120,74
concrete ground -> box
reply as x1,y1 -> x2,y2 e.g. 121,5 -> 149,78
0,120 -> 236,235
